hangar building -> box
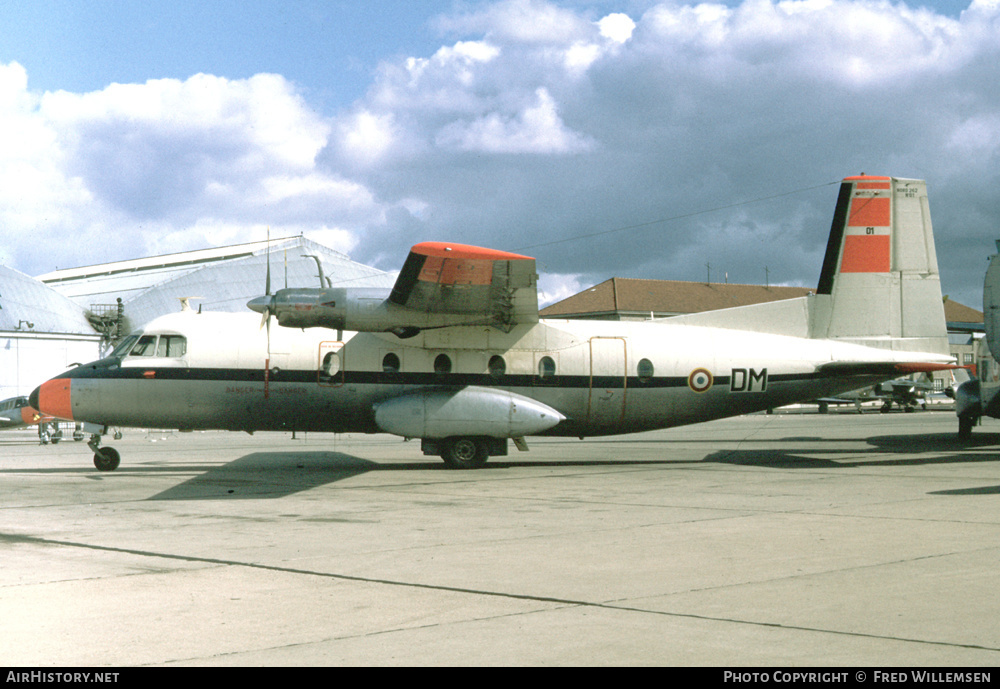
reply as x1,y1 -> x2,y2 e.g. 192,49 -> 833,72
37,236 -> 395,345
0,266 -> 103,400
1,237 -> 393,400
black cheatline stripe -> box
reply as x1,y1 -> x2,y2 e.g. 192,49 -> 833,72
61,365 -> 833,391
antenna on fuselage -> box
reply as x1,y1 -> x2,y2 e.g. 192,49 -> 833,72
177,296 -> 203,312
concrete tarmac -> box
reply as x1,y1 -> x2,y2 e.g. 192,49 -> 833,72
1,408 -> 999,667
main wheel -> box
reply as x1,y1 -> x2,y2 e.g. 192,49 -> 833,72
441,437 -> 489,469
94,447 -> 121,472
958,416 -> 975,440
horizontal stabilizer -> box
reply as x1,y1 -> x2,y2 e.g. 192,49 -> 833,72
817,361 -> 957,377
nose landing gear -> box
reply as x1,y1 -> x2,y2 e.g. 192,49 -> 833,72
88,434 -> 121,471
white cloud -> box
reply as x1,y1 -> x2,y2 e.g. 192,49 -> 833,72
337,109 -> 398,166
434,0 -> 593,45
598,13 -> 636,43
435,87 -> 592,153
537,272 -> 590,308
302,226 -> 359,255
1,67 -> 384,276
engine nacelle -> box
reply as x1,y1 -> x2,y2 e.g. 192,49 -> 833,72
249,287 -> 498,337
373,387 -> 564,439
262,287 -> 391,330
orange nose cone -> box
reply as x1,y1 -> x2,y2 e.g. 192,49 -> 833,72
35,379 -> 73,421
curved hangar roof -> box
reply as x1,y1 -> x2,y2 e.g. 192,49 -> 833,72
0,265 -> 96,335
37,236 -> 396,333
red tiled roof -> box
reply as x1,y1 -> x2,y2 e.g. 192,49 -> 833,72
944,298 -> 983,324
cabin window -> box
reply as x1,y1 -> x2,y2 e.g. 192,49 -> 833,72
156,335 -> 187,358
434,354 -> 452,374
637,358 -> 654,383
538,356 -> 556,379
318,342 -> 345,386
382,353 -> 401,373
488,355 -> 506,377
322,351 -> 341,376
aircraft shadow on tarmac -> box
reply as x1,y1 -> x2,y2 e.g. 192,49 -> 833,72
12,430 -> 997,501
147,451 -> 705,500
145,431 -> 1000,500
142,426 -> 1000,500
702,432 -> 1000,469
148,451 -> 409,500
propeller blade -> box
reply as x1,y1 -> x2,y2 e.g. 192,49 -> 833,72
265,226 -> 271,297
264,227 -> 272,399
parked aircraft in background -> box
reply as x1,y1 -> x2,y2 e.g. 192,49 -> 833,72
816,374 -> 937,413
32,175 -> 955,471
0,396 -> 37,430
0,396 -> 65,443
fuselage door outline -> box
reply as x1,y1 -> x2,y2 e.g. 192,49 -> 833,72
587,336 -> 627,427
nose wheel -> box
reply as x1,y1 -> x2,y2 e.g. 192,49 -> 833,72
88,434 -> 121,471
93,447 -> 121,471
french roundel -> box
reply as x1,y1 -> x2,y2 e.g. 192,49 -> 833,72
688,368 -> 713,393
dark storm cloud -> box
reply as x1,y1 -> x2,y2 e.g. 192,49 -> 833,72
2,0 -> 999,311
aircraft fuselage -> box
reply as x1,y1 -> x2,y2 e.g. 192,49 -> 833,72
36,311 -> 910,440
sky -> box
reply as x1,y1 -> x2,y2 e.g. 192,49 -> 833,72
1,0 -> 998,309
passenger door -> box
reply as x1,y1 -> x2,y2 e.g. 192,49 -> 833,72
587,337 -> 627,428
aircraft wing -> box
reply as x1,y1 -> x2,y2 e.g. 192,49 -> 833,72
388,242 -> 538,330
249,241 -> 539,335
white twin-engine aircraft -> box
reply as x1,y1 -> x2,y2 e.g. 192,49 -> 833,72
32,175 -> 955,471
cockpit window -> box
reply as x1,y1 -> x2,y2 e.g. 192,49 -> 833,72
121,334 -> 187,358
156,335 -> 187,358
129,335 -> 158,357
110,334 -> 139,359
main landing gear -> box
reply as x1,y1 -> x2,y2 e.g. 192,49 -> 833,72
422,436 -> 512,469
440,437 -> 490,469
958,415 -> 977,441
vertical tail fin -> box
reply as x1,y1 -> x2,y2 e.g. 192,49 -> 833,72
811,175 -> 949,355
